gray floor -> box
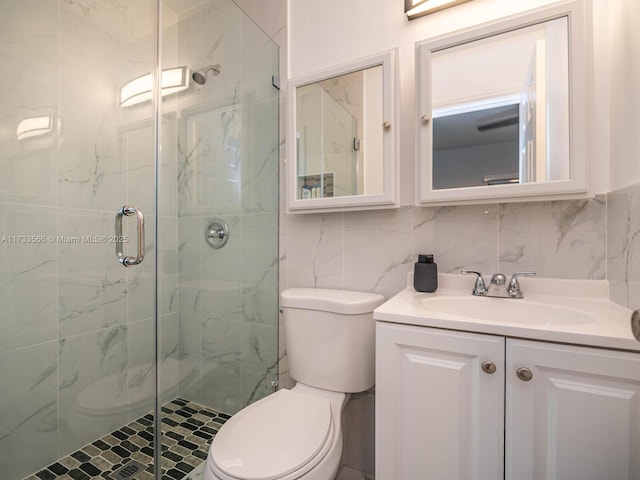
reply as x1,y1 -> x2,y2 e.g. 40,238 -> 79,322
336,466 -> 375,480
183,454 -> 375,480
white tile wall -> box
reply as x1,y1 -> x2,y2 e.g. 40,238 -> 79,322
57,326 -> 129,455
0,205 -> 58,352
607,181 -> 640,310
0,342 -> 58,479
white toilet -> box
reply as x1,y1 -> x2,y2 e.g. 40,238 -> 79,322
203,288 -> 385,480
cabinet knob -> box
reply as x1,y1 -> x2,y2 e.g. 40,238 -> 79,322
481,361 -> 497,374
516,367 -> 533,381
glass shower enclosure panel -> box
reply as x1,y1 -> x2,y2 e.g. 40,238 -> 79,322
0,0 -> 278,478
0,0 -> 159,478
167,0 -> 280,419
157,1 -> 280,476
296,84 -> 358,199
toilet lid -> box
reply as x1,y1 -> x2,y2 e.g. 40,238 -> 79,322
211,389 -> 333,480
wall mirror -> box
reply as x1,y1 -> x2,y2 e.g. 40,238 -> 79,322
416,0 -> 591,205
287,50 -> 399,213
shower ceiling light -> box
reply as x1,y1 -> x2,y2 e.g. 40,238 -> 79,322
405,0 -> 473,20
120,66 -> 190,107
16,115 -> 53,140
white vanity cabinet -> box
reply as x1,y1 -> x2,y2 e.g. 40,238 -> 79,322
376,322 -> 505,479
376,321 -> 640,480
506,339 -> 640,480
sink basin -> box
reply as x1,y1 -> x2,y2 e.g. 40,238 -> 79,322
415,295 -> 595,326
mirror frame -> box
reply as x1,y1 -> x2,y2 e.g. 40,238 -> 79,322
287,49 -> 399,213
416,0 -> 592,205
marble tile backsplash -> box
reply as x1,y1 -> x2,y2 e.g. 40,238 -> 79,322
499,199 -> 607,279
285,197 -> 608,300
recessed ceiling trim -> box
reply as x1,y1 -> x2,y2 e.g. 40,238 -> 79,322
405,0 -> 474,20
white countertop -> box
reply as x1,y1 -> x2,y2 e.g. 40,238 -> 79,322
374,273 -> 640,352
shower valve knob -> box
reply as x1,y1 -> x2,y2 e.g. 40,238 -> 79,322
205,219 -> 229,249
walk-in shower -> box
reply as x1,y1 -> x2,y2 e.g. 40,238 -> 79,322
0,1 -> 279,479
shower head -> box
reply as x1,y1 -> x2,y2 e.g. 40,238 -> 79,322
191,64 -> 221,85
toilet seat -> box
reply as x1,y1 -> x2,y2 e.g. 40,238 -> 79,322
210,389 -> 335,480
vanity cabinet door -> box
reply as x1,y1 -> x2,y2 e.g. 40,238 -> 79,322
506,339 -> 640,480
376,322 -> 505,480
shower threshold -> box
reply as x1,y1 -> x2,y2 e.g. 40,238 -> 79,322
25,398 -> 229,480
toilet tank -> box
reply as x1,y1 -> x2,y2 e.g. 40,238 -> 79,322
280,288 -> 385,393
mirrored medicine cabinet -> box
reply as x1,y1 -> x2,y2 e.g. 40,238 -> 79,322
287,49 -> 399,213
416,0 -> 592,205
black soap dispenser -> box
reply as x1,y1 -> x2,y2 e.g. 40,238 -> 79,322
414,254 -> 438,292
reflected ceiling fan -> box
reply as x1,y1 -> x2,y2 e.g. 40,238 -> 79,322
476,106 -> 519,132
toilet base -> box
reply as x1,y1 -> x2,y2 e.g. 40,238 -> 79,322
203,440 -> 341,480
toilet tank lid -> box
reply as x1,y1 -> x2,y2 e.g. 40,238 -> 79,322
281,288 -> 385,314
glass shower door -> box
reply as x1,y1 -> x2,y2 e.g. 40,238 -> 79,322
0,0 -> 161,478
0,0 -> 279,478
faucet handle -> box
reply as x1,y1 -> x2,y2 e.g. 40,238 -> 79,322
461,269 -> 487,296
508,272 -> 536,298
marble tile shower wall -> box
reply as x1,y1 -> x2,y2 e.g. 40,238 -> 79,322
607,180 -> 640,311
0,2 -> 180,479
174,4 -> 280,416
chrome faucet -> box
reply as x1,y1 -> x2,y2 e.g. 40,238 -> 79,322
462,270 -> 535,299
487,273 -> 509,297
461,269 -> 487,296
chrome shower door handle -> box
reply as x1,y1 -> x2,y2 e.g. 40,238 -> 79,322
115,205 -> 145,267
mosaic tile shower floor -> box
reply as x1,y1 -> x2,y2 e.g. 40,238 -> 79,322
25,398 -> 229,480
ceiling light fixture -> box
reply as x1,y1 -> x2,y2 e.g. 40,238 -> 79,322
405,0 -> 473,20
16,115 -> 54,140
120,66 -> 190,107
